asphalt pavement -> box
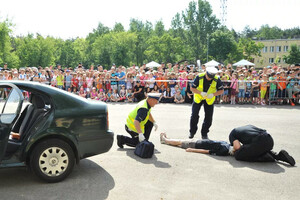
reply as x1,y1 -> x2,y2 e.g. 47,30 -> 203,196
0,103 -> 299,200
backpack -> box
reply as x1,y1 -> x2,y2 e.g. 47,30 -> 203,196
134,140 -> 154,158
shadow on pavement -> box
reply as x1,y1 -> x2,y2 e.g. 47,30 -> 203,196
0,159 -> 114,200
117,148 -> 171,168
210,155 -> 286,174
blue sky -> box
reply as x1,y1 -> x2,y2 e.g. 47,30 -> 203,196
0,0 -> 299,39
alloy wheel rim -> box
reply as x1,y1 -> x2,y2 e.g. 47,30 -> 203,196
38,147 -> 69,177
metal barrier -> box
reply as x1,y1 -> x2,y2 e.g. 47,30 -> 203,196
2,78 -> 299,106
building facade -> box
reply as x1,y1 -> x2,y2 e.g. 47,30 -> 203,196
253,39 -> 300,68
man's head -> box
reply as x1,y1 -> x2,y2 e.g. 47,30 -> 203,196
147,93 -> 161,107
206,67 -> 218,80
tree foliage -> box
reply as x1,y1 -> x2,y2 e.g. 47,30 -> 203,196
283,44 -> 300,64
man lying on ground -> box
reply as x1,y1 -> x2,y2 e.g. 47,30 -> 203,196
160,133 -> 236,156
161,128 -> 296,166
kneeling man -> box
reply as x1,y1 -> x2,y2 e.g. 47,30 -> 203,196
229,125 -> 295,166
117,93 -> 160,148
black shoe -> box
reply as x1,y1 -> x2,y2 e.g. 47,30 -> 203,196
189,133 -> 194,139
201,136 -> 209,140
117,135 -> 124,148
277,150 -> 295,166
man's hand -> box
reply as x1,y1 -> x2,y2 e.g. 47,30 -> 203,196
201,92 -> 207,98
207,93 -> 214,99
138,133 -> 145,142
153,122 -> 158,131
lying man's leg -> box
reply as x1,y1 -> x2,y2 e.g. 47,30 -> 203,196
160,133 -> 196,148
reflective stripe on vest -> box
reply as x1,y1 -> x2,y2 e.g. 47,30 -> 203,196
193,73 -> 218,105
126,99 -> 151,133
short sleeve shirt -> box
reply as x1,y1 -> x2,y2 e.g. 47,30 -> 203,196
192,75 -> 223,92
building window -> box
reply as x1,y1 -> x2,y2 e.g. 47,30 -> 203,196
278,58 -> 281,63
263,46 -> 268,53
269,58 -> 274,63
276,46 -> 281,52
270,46 -> 274,52
284,46 -> 289,52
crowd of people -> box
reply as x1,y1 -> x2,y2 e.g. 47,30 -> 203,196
1,61 -> 300,106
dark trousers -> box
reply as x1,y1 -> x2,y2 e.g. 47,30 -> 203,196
189,101 -> 214,138
233,132 -> 275,162
121,121 -> 154,147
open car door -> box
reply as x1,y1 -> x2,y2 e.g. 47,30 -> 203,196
0,83 -> 24,162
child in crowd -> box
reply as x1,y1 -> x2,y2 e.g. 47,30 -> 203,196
221,75 -> 230,104
126,89 -> 134,102
106,89 -> 112,102
277,71 -> 287,104
269,72 -> 277,103
98,89 -> 106,102
161,87 -> 174,103
230,73 -> 238,105
179,72 -> 188,97
119,85 -> 127,102
251,77 -> 260,105
78,86 -> 87,98
245,77 -> 252,104
174,89 -> 185,104
111,89 -> 120,102
238,74 -> 246,104
90,87 -> 98,100
260,74 -> 269,105
152,85 -> 160,93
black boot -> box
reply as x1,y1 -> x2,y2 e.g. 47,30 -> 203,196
117,135 -> 124,148
276,150 -> 296,166
189,133 -> 194,139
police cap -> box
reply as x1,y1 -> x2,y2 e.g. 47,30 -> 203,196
147,93 -> 161,100
206,67 -> 218,78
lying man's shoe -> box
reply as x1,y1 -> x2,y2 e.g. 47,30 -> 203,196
277,150 -> 295,166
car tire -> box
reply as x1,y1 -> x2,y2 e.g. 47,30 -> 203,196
30,138 -> 75,183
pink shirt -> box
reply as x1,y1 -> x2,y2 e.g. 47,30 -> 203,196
179,78 -> 188,88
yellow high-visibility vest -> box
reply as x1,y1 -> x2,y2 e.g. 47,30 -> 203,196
126,99 -> 151,133
193,73 -> 218,105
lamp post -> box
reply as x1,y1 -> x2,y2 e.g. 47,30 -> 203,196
207,34 -> 209,62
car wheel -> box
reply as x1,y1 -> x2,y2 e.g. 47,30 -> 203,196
30,138 -> 75,183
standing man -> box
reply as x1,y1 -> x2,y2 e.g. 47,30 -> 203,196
117,93 -> 160,148
189,67 -> 224,139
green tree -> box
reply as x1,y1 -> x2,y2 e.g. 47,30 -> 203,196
208,29 -> 238,63
0,19 -> 19,68
256,25 -> 283,39
181,0 -> 220,61
237,38 -> 264,61
113,22 -> 125,32
154,20 -> 165,37
283,44 -> 300,64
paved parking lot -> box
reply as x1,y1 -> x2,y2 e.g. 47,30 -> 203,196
0,103 -> 299,200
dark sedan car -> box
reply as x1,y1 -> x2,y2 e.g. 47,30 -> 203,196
0,81 -> 114,182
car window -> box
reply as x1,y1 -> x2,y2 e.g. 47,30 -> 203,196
2,89 -> 20,114
0,86 -> 23,124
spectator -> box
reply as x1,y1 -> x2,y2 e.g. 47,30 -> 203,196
161,87 -> 174,103
230,73 -> 238,105
133,81 -> 145,102
260,74 -> 269,105
174,89 -> 185,104
238,74 -> 246,104
111,89 -> 120,102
